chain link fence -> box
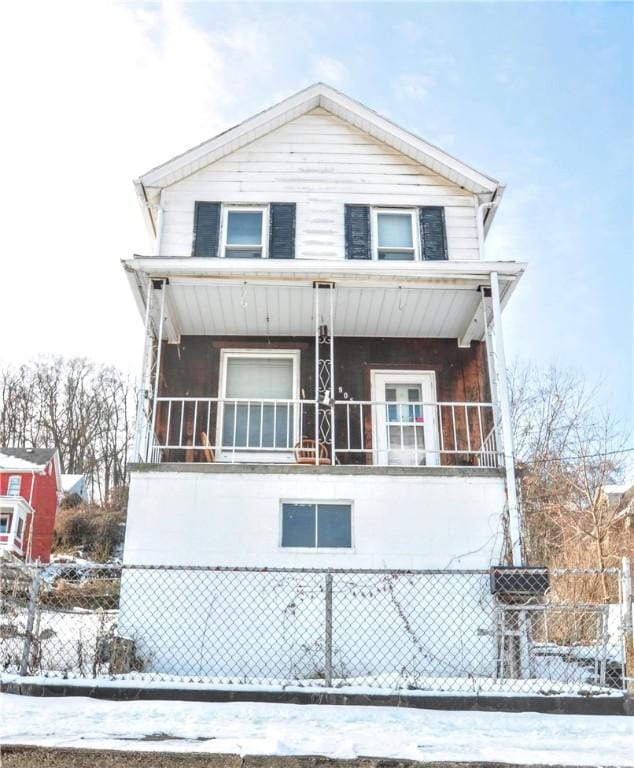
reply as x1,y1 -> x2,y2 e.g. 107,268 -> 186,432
1,562 -> 629,696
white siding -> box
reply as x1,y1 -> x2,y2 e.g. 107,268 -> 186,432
160,109 -> 480,261
123,470 -> 505,569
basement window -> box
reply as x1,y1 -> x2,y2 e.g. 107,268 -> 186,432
223,206 -> 267,258
281,502 -> 352,549
373,209 -> 418,261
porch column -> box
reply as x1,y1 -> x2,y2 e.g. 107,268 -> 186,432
149,279 -> 167,463
133,279 -> 154,461
481,291 -> 502,463
313,282 -> 335,465
489,271 -> 523,565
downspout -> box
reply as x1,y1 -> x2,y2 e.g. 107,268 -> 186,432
154,189 -> 165,256
26,470 -> 35,561
490,271 -> 523,565
476,199 -> 498,258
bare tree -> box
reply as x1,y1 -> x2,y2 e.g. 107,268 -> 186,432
510,362 -> 632,600
0,357 -> 133,500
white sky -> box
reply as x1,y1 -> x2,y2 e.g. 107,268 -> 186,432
2,1 -> 253,373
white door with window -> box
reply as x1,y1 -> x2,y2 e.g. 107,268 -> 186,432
371,371 -> 439,466
218,351 -> 299,461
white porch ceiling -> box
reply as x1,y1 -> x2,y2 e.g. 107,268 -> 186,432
163,283 -> 482,339
124,258 -> 524,343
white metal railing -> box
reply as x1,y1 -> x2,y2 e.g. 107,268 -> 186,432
148,397 -> 312,463
334,400 -> 499,468
144,397 -> 499,468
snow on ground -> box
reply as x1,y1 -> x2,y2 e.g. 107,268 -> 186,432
1,672 -> 622,697
1,694 -> 632,765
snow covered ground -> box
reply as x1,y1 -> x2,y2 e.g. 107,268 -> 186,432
1,693 -> 632,765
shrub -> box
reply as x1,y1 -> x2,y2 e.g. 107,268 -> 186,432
53,502 -> 126,562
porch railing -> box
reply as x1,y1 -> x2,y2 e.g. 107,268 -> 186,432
143,397 -> 499,468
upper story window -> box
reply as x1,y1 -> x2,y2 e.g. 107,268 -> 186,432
7,476 -> 21,497
373,209 -> 418,261
222,206 -> 268,259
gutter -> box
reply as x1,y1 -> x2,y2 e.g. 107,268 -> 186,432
133,179 -> 156,241
482,184 -> 505,235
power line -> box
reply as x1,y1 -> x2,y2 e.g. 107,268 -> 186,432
519,447 -> 634,465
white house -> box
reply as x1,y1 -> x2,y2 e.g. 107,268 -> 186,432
119,84 -> 527,678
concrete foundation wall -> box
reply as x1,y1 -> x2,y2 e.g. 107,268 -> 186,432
123,468 -> 506,569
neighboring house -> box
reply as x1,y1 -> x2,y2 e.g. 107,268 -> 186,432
123,83 -> 524,569
602,483 -> 634,530
61,473 -> 89,502
119,84 -> 526,672
0,448 -> 62,562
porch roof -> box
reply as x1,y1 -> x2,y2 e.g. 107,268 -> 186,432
123,257 -> 525,344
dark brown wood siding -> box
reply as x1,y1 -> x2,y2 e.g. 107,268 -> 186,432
159,336 -> 490,402
156,336 -> 491,465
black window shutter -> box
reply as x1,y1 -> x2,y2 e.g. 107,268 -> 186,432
418,206 -> 448,260
344,205 -> 371,259
269,203 -> 296,259
192,202 -> 221,257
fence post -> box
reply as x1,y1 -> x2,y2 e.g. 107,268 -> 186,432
621,557 -> 633,695
20,563 -> 42,677
324,571 -> 333,687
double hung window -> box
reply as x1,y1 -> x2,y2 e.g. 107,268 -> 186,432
219,351 -> 299,460
373,209 -> 417,261
7,476 -> 21,497
0,510 -> 12,534
222,207 -> 267,258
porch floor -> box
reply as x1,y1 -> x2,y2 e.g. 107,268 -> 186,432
129,462 -> 504,478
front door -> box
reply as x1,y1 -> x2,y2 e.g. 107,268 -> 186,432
372,371 -> 439,466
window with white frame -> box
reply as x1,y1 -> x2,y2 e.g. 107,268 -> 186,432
218,350 -> 299,458
7,476 -> 21,497
281,502 -> 352,548
373,208 -> 418,261
15,517 -> 23,540
0,509 -> 12,534
222,206 -> 267,258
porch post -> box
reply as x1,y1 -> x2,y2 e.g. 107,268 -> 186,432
489,271 -> 523,565
481,292 -> 503,464
314,282 -> 320,465
149,280 -> 167,463
133,279 -> 154,462
329,283 -> 335,464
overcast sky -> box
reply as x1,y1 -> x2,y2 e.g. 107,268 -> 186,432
2,1 -> 632,434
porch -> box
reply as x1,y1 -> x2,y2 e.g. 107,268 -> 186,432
0,497 -> 31,559
128,260 -> 522,475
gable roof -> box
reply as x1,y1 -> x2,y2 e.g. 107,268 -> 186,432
135,83 -> 503,237
0,447 -> 57,469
